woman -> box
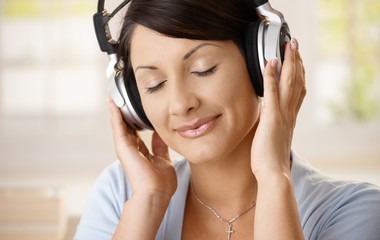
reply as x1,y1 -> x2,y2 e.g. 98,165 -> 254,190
75,0 -> 380,239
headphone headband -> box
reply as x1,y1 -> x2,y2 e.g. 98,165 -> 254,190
93,0 -> 131,54
252,0 -> 269,6
96,0 -> 105,13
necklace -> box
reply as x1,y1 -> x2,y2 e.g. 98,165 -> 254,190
190,182 -> 256,240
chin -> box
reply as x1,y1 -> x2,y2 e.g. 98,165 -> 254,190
166,113 -> 258,164
173,133 -> 238,164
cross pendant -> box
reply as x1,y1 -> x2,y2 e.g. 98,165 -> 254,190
226,223 -> 234,240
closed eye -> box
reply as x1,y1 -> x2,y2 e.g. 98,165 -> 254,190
192,65 -> 218,77
146,80 -> 167,94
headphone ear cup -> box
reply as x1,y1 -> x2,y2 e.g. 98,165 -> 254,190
124,72 -> 153,129
244,21 -> 264,97
110,68 -> 153,130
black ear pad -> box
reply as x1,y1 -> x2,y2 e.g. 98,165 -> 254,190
124,71 -> 153,129
244,21 -> 264,97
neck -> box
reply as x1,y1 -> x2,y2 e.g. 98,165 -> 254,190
188,127 -> 257,217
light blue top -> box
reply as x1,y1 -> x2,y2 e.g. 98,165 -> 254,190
74,153 -> 380,240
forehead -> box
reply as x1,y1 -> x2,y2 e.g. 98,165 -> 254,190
130,25 -> 198,59
130,25 -> 230,64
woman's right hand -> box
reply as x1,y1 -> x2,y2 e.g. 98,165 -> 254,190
109,99 -> 177,239
108,98 -> 177,203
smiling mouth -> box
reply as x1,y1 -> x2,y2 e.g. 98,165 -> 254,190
176,115 -> 220,138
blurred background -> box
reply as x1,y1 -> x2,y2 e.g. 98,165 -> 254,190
0,0 -> 379,239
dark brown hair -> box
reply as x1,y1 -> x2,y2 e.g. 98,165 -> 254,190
116,0 -> 259,80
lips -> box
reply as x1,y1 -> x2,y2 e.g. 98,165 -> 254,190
175,115 -> 220,138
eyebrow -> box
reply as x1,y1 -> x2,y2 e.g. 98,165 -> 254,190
182,43 -> 221,60
135,65 -> 158,73
134,42 -> 221,73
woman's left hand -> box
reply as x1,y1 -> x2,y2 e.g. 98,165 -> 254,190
251,38 -> 306,181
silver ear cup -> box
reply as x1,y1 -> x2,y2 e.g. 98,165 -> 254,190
108,72 -> 153,130
94,2 -> 152,131
256,2 -> 291,81
257,21 -> 266,81
106,54 -> 152,131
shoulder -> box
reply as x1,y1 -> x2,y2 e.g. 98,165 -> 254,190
89,158 -> 189,197
74,161 -> 130,239
291,153 -> 380,240
82,158 -> 190,209
75,158 -> 191,240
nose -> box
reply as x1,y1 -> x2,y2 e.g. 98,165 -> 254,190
168,81 -> 200,116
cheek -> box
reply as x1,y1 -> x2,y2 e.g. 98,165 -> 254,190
221,68 -> 260,125
141,96 -> 165,127
218,69 -> 257,107
140,95 -> 175,147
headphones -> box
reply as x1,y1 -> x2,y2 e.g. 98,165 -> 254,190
93,0 -> 291,130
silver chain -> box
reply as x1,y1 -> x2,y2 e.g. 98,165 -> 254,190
190,182 -> 256,240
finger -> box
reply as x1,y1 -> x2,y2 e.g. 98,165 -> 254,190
138,136 -> 151,159
108,98 -> 138,149
289,45 -> 306,112
295,88 -> 306,116
108,98 -> 152,177
152,131 -> 170,161
262,57 -> 280,112
295,63 -> 307,115
278,39 -> 296,110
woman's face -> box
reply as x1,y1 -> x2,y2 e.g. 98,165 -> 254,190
130,25 -> 260,163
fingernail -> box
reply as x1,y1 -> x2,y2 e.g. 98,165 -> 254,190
270,57 -> 278,68
290,38 -> 298,51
